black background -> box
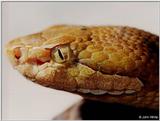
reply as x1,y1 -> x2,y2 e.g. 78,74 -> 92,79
79,100 -> 159,120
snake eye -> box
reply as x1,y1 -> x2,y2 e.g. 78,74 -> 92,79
51,46 -> 70,63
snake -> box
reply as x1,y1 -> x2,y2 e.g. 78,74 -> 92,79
6,25 -> 159,109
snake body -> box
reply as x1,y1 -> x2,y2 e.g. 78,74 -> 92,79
6,25 -> 159,109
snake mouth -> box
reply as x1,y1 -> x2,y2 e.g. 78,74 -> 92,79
67,61 -> 144,96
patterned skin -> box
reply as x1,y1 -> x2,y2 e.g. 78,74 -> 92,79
6,25 -> 159,109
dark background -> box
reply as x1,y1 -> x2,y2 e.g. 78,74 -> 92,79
80,100 -> 159,120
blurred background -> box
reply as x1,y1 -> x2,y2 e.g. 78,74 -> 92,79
2,1 -> 159,120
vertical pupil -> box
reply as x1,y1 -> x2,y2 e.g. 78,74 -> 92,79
57,49 -> 64,60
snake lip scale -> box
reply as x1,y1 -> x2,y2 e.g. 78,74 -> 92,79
6,25 -> 159,109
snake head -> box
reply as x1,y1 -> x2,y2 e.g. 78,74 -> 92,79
6,31 -> 81,91
6,25 -> 159,110
6,31 -> 144,93
6,25 -> 158,102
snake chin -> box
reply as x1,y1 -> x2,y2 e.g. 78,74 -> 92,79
77,88 -> 136,95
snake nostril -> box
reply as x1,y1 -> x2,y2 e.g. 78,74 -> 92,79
13,47 -> 21,59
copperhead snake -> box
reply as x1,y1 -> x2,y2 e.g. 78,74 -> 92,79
6,25 -> 159,109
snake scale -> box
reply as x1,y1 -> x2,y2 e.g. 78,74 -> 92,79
6,25 -> 159,109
